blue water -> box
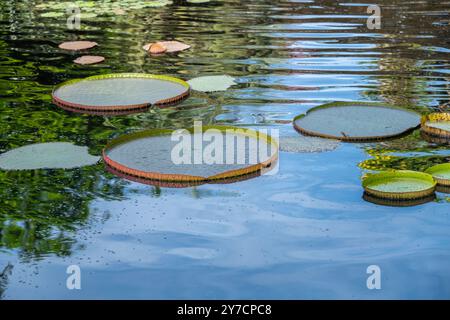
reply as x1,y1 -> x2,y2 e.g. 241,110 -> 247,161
0,0 -> 449,299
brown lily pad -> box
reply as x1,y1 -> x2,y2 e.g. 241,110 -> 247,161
149,43 -> 167,54
59,41 -> 98,51
143,40 -> 190,53
74,55 -> 105,65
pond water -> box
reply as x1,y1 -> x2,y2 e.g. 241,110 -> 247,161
0,0 -> 449,299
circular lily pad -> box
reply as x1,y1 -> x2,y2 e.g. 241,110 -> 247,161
293,102 -> 421,142
0,142 -> 99,170
74,55 -> 105,65
103,126 -> 278,184
59,41 -> 98,51
187,75 -> 237,92
52,73 -> 190,114
421,112 -> 450,139
143,41 -> 191,53
362,170 -> 436,201
425,163 -> 450,186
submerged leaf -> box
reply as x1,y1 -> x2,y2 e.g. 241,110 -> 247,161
0,142 -> 100,170
187,75 -> 237,92
279,136 -> 340,153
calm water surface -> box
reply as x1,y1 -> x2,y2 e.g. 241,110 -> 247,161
0,0 -> 449,299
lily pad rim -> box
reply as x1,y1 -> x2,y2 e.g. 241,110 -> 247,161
421,112 -> 450,138
425,163 -> 450,186
52,73 -> 190,112
293,101 -> 422,142
103,125 -> 279,183
362,170 -> 437,200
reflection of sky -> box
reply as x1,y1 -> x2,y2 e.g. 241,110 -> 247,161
3,145 -> 450,299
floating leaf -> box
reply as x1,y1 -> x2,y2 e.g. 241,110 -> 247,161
187,75 -> 237,92
143,40 -> 190,53
59,41 -> 98,51
279,136 -> 339,153
52,73 -> 189,114
425,163 -> 450,186
73,55 -> 105,65
421,112 -> 450,139
103,126 -> 278,185
148,43 -> 167,54
362,170 -> 436,201
0,142 -> 100,170
294,102 -> 421,142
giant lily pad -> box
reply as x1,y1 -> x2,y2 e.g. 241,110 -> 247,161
52,73 -> 190,114
293,102 -> 421,142
187,75 -> 237,92
421,112 -> 450,139
0,142 -> 100,170
103,126 -> 278,185
362,170 -> 436,201
425,163 -> 450,186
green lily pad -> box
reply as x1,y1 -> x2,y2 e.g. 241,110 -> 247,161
103,126 -> 278,183
0,142 -> 100,170
425,163 -> 450,186
52,73 -> 190,114
187,75 -> 237,92
362,170 -> 436,200
293,102 -> 421,142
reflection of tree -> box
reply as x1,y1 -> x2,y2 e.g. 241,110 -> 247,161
0,263 -> 13,300
0,165 -> 127,260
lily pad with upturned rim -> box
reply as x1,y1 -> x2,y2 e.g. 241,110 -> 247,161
293,102 -> 421,142
0,142 -> 100,170
103,126 -> 278,185
425,163 -> 450,186
362,170 -> 436,201
421,112 -> 450,139
52,73 -> 190,114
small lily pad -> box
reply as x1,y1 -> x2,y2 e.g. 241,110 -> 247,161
74,55 -> 105,65
143,41 -> 191,53
0,142 -> 100,170
187,75 -> 237,92
59,41 -> 98,51
425,163 -> 450,186
294,102 -> 420,142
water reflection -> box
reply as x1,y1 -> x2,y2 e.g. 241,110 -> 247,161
0,0 -> 449,298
